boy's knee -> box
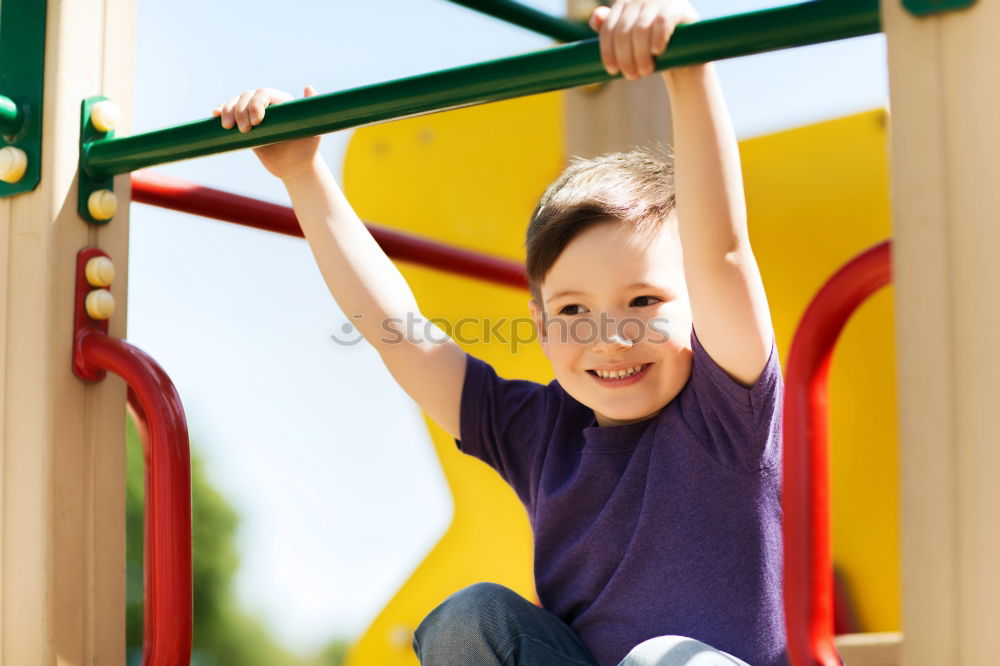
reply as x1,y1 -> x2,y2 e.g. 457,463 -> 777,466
619,635 -> 749,666
413,583 -> 524,658
436,582 -> 522,619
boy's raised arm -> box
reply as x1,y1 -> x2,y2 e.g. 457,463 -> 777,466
214,87 -> 468,438
664,62 -> 773,386
592,2 -> 774,387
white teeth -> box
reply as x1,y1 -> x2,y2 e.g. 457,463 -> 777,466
595,365 -> 644,379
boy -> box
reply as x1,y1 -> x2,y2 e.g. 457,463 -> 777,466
214,0 -> 785,664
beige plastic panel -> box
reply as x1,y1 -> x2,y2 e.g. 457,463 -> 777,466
883,1 -> 1000,664
835,632 -> 902,666
0,0 -> 135,663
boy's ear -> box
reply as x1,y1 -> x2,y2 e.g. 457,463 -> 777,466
528,299 -> 550,356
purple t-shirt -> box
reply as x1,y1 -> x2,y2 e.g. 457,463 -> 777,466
455,328 -> 788,666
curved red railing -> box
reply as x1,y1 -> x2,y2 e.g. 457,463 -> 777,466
783,241 -> 892,666
76,331 -> 192,666
130,171 -> 529,289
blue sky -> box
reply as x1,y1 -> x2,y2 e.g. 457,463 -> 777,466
128,0 -> 888,656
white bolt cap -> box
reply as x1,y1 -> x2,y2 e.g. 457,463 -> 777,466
85,256 -> 115,287
90,100 -> 121,133
85,289 -> 115,320
0,146 -> 27,183
88,189 -> 118,221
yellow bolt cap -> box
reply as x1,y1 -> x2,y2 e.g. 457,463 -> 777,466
0,146 -> 28,183
90,100 -> 121,133
85,256 -> 115,287
85,289 -> 115,320
88,189 -> 117,221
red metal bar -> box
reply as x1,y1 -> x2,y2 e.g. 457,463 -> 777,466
130,171 -> 529,290
783,241 -> 891,666
77,331 -> 192,666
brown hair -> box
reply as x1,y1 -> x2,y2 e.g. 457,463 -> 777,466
525,146 -> 677,305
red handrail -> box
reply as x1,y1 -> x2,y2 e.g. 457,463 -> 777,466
76,331 -> 192,666
130,171 -> 529,289
783,241 -> 892,666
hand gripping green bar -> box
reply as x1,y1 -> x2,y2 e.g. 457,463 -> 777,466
443,0 -> 594,42
81,0 -> 879,180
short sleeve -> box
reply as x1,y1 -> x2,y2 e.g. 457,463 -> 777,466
678,327 -> 783,472
455,353 -> 552,499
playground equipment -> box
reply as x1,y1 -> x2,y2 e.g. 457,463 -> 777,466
1,0 -> 996,664
70,246 -> 193,663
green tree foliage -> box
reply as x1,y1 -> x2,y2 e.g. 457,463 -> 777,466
125,416 -> 348,666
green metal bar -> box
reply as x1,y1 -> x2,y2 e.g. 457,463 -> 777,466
0,95 -> 23,137
444,0 -> 593,42
83,0 -> 879,179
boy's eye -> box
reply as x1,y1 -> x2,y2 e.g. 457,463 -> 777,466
631,295 -> 662,307
558,304 -> 585,315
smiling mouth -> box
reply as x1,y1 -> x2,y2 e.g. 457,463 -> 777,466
587,363 -> 652,385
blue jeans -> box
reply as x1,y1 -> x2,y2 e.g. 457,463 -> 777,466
413,582 -> 751,665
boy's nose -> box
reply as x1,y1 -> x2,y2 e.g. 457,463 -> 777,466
593,332 -> 635,353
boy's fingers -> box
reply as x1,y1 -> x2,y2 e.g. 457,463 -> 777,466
649,13 -> 670,56
248,89 -> 272,126
613,3 -> 641,79
217,88 -> 297,131
234,90 -> 256,132
303,84 -> 317,98
599,1 -> 623,75
589,5 -> 610,32
599,28 -> 616,76
631,16 -> 654,77
220,97 -> 238,129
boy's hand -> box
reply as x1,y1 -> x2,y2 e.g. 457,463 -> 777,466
213,86 -> 321,181
589,0 -> 699,81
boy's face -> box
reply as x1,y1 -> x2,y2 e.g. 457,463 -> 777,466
529,220 -> 693,427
